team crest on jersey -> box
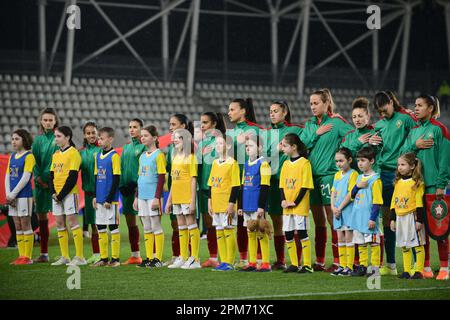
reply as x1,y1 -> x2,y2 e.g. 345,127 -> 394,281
393,196 -> 410,209
210,177 -> 223,188
396,120 -> 402,128
285,178 -> 297,189
9,167 -> 19,178
53,163 -> 64,173
244,175 -> 254,187
427,132 -> 434,139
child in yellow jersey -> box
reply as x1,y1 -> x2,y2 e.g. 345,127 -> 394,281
279,133 -> 314,273
238,137 -> 272,272
164,128 -> 200,269
208,134 -> 240,271
330,148 -> 358,276
6,129 -> 36,265
390,153 -> 426,279
49,126 -> 84,266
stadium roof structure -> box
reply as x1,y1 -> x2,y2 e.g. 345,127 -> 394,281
37,0 -> 450,99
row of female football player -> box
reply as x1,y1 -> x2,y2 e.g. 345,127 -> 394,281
5,89 -> 449,279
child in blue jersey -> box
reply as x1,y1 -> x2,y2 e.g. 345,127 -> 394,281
91,127 -> 121,267
349,147 -> 383,277
238,136 -> 272,272
6,129 -> 36,265
133,125 -> 167,268
330,148 -> 358,276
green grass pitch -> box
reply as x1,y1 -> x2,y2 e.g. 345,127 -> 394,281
1,215 -> 449,300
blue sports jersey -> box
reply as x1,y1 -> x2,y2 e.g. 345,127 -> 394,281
137,149 -> 161,200
95,150 -> 120,204
350,173 -> 380,234
332,169 -> 355,230
9,151 -> 33,198
242,158 -> 264,212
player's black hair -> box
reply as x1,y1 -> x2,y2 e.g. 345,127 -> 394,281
271,100 -> 292,123
171,113 -> 194,136
82,121 -> 98,147
130,118 -> 144,128
56,126 -> 76,148
356,146 -> 376,161
231,98 -> 257,123
99,127 -> 115,138
142,125 -> 159,148
336,147 -> 353,161
202,112 -> 227,134
283,133 -> 308,159
38,107 -> 60,133
417,94 -> 440,119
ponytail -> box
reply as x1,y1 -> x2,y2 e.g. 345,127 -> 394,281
56,126 -> 76,148
232,98 -> 257,123
283,133 -> 308,159
418,94 -> 441,119
142,125 -> 160,148
271,100 -> 292,123
202,111 -> 227,134
374,91 -> 402,112
311,89 -> 334,114
384,90 -> 402,112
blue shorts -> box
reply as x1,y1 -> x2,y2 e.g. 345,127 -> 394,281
380,171 -> 395,207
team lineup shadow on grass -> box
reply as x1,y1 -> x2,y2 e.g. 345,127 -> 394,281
1,215 -> 449,300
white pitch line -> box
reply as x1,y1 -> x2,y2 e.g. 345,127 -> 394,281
214,286 -> 450,300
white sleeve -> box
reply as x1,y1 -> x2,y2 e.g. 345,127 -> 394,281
9,171 -> 32,199
5,172 -> 10,196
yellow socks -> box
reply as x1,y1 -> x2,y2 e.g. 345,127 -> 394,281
16,232 -> 24,257
260,233 -> 270,264
248,231 -> 257,264
224,228 -> 236,265
338,243 -> 347,267
144,232 -> 155,260
415,245 -> 425,273
111,231 -> 120,260
72,226 -> 84,259
287,241 -> 298,267
301,238 -> 311,267
58,228 -> 70,259
98,231 -> 109,259
371,244 -> 381,268
346,244 -> 355,270
359,244 -> 368,267
188,225 -> 200,261
216,229 -> 227,263
402,247 -> 412,274
23,230 -> 34,259
154,232 -> 164,261
179,227 -> 189,260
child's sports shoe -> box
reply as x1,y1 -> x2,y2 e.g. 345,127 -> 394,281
91,258 -> 109,267
271,261 -> 286,271
351,265 -> 367,277
181,257 -> 201,269
10,256 -> 25,265
331,266 -> 345,276
239,263 -> 257,272
212,262 -> 228,271
380,265 -> 398,276
201,258 -> 220,268
168,257 -> 186,269
107,258 -> 120,268
137,258 -> 153,268
150,258 -> 163,268
258,263 -> 272,272
298,265 -> 314,274
410,272 -> 423,280
398,272 -> 411,279
234,260 -> 247,270
86,254 -> 101,264
15,257 -> 33,265
339,267 -> 352,276
325,263 -> 340,273
313,262 -> 326,272
67,256 -> 87,266
283,265 -> 299,273
221,263 -> 234,271
51,256 -> 70,266
436,269 -> 449,281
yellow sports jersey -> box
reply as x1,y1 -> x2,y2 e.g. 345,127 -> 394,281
279,157 -> 314,216
331,170 -> 358,193
241,159 -> 271,186
51,146 -> 82,194
208,157 -> 241,213
390,178 -> 425,215
171,153 -> 197,204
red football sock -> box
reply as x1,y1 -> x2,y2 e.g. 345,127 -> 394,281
354,244 -> 360,265
315,226 -> 327,264
424,234 -> 430,267
294,233 -> 303,265
438,238 -> 449,268
331,228 -> 339,264
237,216 -> 248,260
207,227 -> 217,258
91,233 -> 100,254
128,225 -> 140,252
274,235 -> 285,264
39,219 -> 49,254
172,230 -> 180,257
380,234 -> 384,265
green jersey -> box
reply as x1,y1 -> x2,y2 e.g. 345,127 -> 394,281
228,120 -> 263,172
197,133 -> 217,190
373,110 -> 417,172
166,143 -> 174,189
400,119 -> 450,189
32,130 -> 59,184
300,113 -> 353,176
79,143 -> 101,193
120,137 -> 146,187
267,121 -> 303,179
